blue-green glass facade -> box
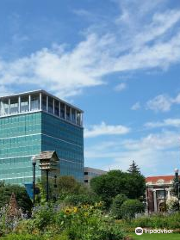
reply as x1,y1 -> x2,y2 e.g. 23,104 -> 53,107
0,90 -> 84,184
41,112 -> 84,181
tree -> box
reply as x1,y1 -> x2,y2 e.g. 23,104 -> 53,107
128,161 -> 140,174
0,182 -> 32,212
37,175 -> 89,202
90,170 -> 146,208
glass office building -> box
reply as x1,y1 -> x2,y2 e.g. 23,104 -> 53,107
0,90 -> 84,184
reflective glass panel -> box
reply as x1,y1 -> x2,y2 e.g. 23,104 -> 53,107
42,94 -> 47,111
66,106 -> 70,121
10,97 -> 18,114
60,103 -> 65,119
21,96 -> 29,112
48,97 -> 53,114
31,94 -> 40,111
55,100 -> 59,116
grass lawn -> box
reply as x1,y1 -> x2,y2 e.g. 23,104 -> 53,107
131,233 -> 180,240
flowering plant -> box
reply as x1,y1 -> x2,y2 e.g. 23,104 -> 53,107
166,196 -> 179,211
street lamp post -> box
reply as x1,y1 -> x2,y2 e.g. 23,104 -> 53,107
53,175 -> 57,202
54,175 -> 57,188
32,156 -> 36,206
174,168 -> 180,210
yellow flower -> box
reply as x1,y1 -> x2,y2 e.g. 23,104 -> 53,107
73,207 -> 78,213
83,204 -> 89,209
64,208 -> 72,214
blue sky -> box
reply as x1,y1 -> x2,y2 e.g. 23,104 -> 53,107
0,0 -> 180,176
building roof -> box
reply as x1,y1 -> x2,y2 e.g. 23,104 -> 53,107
84,167 -> 107,174
146,175 -> 175,184
35,151 -> 59,161
0,89 -> 83,113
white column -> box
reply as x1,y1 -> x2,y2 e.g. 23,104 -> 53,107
153,190 -> 157,212
18,96 -> 21,113
29,95 -> 31,111
81,113 -> 83,126
39,92 -> 42,110
167,190 -> 171,199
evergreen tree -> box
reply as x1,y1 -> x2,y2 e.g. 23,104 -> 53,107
128,160 -> 140,174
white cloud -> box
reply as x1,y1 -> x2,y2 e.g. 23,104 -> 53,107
85,130 -> 180,175
114,82 -> 127,92
131,102 -> 141,110
146,93 -> 180,112
133,10 -> 180,47
146,94 -> 172,112
84,122 -> 130,138
0,2 -> 180,98
145,118 -> 180,128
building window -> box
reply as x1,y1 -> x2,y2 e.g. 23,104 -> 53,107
77,111 -> 81,126
84,172 -> 88,175
0,98 -> 9,115
157,190 -> 166,199
42,94 -> 47,111
72,109 -> 76,123
55,100 -> 59,116
31,94 -> 40,111
66,106 -> 70,121
10,97 -> 18,114
21,96 -> 29,112
48,97 -> 53,114
60,103 -> 65,119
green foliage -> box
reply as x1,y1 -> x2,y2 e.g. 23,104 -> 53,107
90,170 -> 146,207
111,194 -> 128,219
37,176 -> 88,202
0,234 -> 44,240
0,182 -> 32,212
32,204 -> 55,230
118,212 -> 180,231
64,193 -> 100,206
57,176 -> 82,194
13,203 -> 125,240
119,199 -> 144,219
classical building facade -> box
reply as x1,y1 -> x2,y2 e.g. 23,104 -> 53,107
146,175 -> 175,213
0,90 -> 84,184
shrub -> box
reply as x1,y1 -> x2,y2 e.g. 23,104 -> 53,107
63,194 -> 100,206
111,194 -> 128,219
119,199 -> 144,219
14,203 -> 125,240
117,212 -> 180,230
